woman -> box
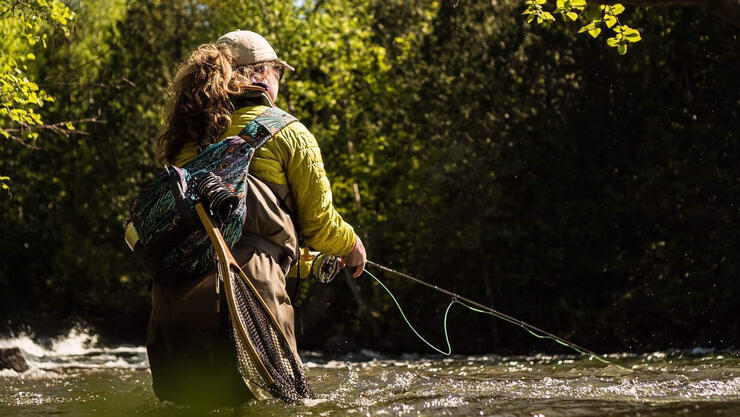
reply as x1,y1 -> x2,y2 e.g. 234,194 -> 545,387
146,30 -> 366,405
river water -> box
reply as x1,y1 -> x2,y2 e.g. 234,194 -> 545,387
1,330 -> 740,416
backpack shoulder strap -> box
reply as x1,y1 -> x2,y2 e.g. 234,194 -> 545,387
236,107 -> 298,150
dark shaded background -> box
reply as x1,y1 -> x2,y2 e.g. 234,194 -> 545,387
1,0 -> 738,355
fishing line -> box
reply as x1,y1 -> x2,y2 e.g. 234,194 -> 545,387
365,261 -> 629,370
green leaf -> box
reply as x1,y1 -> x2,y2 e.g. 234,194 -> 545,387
566,11 -> 578,20
604,14 -> 617,28
623,27 -> 640,36
610,4 -> 625,15
624,30 -> 642,42
589,27 -> 601,38
606,37 -> 619,47
617,43 -> 628,54
541,11 -> 555,21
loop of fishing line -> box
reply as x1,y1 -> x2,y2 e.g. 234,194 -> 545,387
364,261 -> 629,371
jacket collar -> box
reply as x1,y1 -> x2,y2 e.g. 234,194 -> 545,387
231,85 -> 274,110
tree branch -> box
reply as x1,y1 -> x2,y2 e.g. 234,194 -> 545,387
597,0 -> 740,28
2,114 -> 106,146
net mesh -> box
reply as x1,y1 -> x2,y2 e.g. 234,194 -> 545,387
223,265 -> 313,403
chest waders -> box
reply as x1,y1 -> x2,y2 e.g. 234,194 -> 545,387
130,102 -> 313,404
195,201 -> 312,402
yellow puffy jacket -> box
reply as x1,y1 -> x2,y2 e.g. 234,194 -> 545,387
172,104 -> 356,263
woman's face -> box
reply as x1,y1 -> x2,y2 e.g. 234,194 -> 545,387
264,67 -> 281,103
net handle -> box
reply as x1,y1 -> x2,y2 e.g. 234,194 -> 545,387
196,203 -> 277,389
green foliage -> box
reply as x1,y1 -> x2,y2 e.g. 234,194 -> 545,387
0,0 -> 73,143
524,0 -> 642,53
0,0 -> 738,353
0,176 -> 9,195
523,0 -> 556,24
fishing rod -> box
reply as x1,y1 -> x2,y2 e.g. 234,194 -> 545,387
365,260 -> 627,369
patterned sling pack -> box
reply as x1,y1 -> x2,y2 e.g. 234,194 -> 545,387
125,107 -> 297,285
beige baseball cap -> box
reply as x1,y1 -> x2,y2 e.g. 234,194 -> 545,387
216,30 -> 294,71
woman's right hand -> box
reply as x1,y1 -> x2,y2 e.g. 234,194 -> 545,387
341,235 -> 366,278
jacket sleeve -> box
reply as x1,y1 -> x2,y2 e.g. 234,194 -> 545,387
271,122 -> 356,257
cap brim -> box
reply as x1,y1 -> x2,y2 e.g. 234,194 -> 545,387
279,60 -> 295,71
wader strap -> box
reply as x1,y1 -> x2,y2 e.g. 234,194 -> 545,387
239,233 -> 293,275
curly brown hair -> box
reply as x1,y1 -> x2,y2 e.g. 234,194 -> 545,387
155,43 -> 283,165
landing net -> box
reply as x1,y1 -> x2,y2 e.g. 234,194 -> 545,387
222,265 -> 313,403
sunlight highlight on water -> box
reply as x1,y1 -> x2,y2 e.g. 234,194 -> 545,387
1,331 -> 740,416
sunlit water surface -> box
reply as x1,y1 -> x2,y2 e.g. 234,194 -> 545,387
1,330 -> 739,416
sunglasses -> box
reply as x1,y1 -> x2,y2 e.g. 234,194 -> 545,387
277,65 -> 285,81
